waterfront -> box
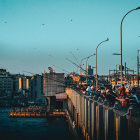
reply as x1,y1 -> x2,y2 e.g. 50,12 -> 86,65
0,108 -> 73,140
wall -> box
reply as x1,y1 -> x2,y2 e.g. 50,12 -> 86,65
66,88 -> 140,140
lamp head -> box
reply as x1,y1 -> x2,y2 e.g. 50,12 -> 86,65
112,53 -> 120,55
136,7 -> 140,10
106,38 -> 109,41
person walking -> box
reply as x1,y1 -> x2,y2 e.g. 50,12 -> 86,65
86,85 -> 91,95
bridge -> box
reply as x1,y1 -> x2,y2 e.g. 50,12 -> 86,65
8,87 -> 140,140
66,88 -> 140,140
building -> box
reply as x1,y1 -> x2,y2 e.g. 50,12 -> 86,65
0,69 -> 13,98
42,72 -> 65,96
110,78 -> 140,87
86,65 -> 93,75
30,74 -> 45,103
67,73 -> 95,86
18,75 -> 30,97
11,74 -> 23,97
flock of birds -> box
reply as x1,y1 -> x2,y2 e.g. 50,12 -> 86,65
1,18 -> 73,26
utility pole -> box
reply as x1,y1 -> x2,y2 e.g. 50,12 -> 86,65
109,69 -> 110,84
116,64 -> 119,85
109,69 -> 116,85
133,70 -> 134,86
116,67 -> 117,85
114,69 -> 116,84
125,62 -> 126,79
137,50 -> 140,87
126,67 -> 135,85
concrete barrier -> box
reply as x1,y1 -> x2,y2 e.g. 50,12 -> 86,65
126,115 -> 140,140
66,88 -> 140,140
113,109 -> 128,140
96,102 -> 104,140
91,100 -> 97,140
103,105 -> 114,140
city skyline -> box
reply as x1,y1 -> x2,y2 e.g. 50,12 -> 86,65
0,0 -> 140,75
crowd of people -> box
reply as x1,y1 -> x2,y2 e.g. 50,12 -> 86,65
74,83 -> 139,109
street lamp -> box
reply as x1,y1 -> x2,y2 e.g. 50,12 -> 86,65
112,53 -> 120,55
85,53 -> 96,73
80,57 -> 87,74
96,38 -> 109,88
137,50 -> 140,87
120,7 -> 140,86
80,53 -> 96,74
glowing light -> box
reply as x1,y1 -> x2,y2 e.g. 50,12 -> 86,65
19,77 -> 22,89
26,79 -> 29,89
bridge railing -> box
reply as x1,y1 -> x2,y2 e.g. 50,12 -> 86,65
66,88 -> 140,140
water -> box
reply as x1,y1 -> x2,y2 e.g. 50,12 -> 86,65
0,108 -> 73,140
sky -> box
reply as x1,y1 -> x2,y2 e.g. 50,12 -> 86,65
0,0 -> 140,75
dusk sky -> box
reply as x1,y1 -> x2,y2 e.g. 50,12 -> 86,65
0,0 -> 140,75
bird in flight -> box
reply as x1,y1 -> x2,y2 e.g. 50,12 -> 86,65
42,24 -> 45,26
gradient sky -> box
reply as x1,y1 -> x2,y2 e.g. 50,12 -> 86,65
0,0 -> 140,75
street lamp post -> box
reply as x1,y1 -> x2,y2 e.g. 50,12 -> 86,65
85,53 -> 96,75
80,53 -> 96,75
80,57 -> 87,74
120,7 -> 140,86
137,50 -> 140,87
116,64 -> 119,84
96,38 -> 109,88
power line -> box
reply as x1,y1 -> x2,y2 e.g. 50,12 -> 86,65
66,58 -> 87,74
23,70 -> 66,85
